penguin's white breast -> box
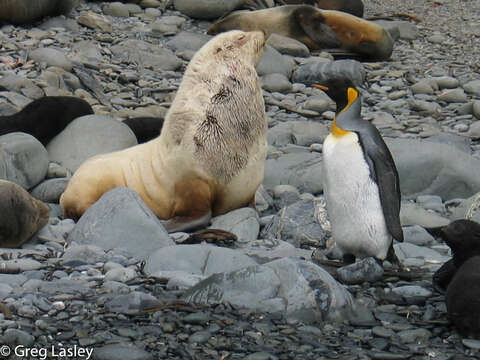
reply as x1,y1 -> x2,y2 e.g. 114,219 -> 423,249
322,132 -> 391,259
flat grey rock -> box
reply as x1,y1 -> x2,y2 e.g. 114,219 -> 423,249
47,115 -> 137,172
110,39 -> 182,71
29,48 -> 72,71
144,244 -> 258,277
67,187 -> 174,260
0,132 -> 49,189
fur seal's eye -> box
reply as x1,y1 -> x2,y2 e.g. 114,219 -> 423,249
238,35 -> 245,40
215,47 -> 222,53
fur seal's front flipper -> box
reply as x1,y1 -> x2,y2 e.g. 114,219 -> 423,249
162,211 -> 212,233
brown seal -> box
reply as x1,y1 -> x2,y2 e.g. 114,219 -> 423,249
208,6 -> 340,50
208,5 -> 393,60
283,0 -> 364,18
0,0 -> 76,25
0,180 -> 50,248
60,30 -> 268,233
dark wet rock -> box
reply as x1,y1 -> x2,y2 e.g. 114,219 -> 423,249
261,199 -> 327,248
67,187 -> 174,260
292,59 -> 366,87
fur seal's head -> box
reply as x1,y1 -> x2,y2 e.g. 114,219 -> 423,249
440,219 -> 480,268
195,30 -> 266,67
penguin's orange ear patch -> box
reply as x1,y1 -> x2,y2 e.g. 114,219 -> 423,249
347,87 -> 358,106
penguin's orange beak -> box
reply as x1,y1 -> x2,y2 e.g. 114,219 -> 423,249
313,84 -> 329,91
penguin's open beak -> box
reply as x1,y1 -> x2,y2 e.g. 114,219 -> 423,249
313,84 -> 328,91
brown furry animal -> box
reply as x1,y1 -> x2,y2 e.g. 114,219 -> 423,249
61,31 -> 268,233
208,5 -> 393,60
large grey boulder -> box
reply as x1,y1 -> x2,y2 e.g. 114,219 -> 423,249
292,59 -> 366,87
261,199 -> 327,248
110,40 -> 182,71
386,138 -> 480,200
47,115 -> 137,172
183,258 -> 354,323
173,0 -> 244,20
0,133 -> 49,189
264,152 -> 323,194
67,187 -> 174,260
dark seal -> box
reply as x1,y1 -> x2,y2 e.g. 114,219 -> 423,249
435,219 -> 480,338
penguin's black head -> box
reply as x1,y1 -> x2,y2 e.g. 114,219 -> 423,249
313,78 -> 358,115
440,219 -> 480,267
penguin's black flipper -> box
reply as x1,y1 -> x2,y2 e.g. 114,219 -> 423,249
358,126 -> 403,243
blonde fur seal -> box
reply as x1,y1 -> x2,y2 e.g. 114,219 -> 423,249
60,30 -> 267,232
208,5 -> 393,60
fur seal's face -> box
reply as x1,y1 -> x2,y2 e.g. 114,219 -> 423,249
440,219 -> 480,267
208,30 -> 266,66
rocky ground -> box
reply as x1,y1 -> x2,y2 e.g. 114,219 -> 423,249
0,0 -> 480,359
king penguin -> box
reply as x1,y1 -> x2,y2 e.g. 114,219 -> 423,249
314,78 -> 403,265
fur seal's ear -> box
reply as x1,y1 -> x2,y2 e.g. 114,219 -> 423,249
295,8 -> 341,48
